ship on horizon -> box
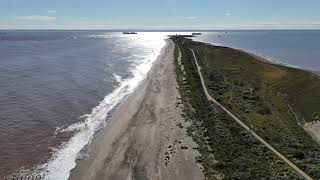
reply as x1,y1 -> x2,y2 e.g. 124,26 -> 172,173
123,32 -> 138,34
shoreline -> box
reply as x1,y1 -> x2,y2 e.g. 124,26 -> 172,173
199,41 -> 320,144
239,48 -> 320,77
33,35 -> 167,179
194,39 -> 320,77
68,39 -> 204,180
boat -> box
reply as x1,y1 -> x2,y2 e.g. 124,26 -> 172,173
123,32 -> 137,34
192,32 -> 202,35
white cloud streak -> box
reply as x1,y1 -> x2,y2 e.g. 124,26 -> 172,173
48,10 -> 57,13
16,15 -> 56,21
195,21 -> 320,30
185,16 -> 197,19
225,12 -> 232,16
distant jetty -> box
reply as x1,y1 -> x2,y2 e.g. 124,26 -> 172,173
123,32 -> 137,34
192,32 -> 202,35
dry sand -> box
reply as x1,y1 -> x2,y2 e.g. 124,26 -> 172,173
304,121 -> 320,143
69,40 -> 204,180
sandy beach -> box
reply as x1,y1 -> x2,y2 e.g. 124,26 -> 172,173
69,40 -> 204,180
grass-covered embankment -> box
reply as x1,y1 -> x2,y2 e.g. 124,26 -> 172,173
171,36 -> 320,179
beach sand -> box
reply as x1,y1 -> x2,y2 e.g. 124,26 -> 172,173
69,40 -> 204,180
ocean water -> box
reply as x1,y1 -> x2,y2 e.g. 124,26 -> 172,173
0,31 -> 174,179
193,30 -> 320,71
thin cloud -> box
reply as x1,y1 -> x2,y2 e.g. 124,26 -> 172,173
16,15 -> 56,21
185,16 -> 197,19
225,12 -> 232,16
196,21 -> 320,30
80,17 -> 89,20
48,10 -> 57,13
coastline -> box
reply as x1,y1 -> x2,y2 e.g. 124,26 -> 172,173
195,39 -> 320,77
241,49 -> 320,77
68,39 -> 204,180
216,44 -> 320,144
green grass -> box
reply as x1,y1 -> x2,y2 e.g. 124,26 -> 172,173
170,36 -> 320,179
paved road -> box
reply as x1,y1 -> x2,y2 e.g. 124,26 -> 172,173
188,47 -> 313,180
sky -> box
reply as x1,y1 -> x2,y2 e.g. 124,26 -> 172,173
0,0 -> 320,30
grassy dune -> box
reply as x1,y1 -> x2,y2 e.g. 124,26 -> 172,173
171,36 -> 320,179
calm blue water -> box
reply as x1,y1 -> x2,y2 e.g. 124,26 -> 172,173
193,30 -> 320,71
0,31 -> 169,179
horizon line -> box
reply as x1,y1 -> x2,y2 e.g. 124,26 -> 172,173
1,28 -> 320,31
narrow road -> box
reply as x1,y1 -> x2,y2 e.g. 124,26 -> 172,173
188,47 -> 313,180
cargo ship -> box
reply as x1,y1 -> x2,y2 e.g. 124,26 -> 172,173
123,32 -> 137,34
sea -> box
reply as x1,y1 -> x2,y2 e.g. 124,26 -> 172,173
0,30 -> 320,179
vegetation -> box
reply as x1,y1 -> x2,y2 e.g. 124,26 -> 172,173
171,36 -> 320,179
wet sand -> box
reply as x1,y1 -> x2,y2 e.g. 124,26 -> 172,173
69,40 -> 204,180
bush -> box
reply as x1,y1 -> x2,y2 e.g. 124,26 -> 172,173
292,151 -> 305,160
